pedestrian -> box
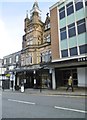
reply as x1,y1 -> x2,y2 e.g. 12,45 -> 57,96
66,76 -> 74,92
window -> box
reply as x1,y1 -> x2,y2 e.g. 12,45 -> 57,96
59,6 -> 65,19
40,51 -> 51,63
46,34 -> 51,42
26,54 -> 32,65
85,0 -> 87,6
61,49 -> 68,57
16,55 -> 19,62
68,23 -> 76,37
27,37 -> 33,45
77,18 -> 86,34
75,0 -> 83,11
9,58 -> 12,64
66,2 -> 74,16
60,27 -> 67,40
70,47 -> 78,56
45,23 -> 50,30
41,53 -> 45,63
48,23 -> 50,29
4,59 -> 6,65
79,44 -> 87,54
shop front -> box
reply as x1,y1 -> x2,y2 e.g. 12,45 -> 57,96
15,67 -> 52,90
49,57 -> 86,89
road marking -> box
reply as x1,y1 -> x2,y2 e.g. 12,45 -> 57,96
8,99 -> 36,105
54,106 -> 87,114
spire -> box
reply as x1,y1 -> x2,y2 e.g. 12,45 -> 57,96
33,0 -> 39,9
30,0 -> 41,15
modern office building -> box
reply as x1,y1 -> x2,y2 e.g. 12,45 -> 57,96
49,0 -> 87,88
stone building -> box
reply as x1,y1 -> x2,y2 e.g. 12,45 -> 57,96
16,1 -> 52,89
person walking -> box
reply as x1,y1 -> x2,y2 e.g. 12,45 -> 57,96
66,76 -> 74,92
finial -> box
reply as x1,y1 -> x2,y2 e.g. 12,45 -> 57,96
46,13 -> 49,17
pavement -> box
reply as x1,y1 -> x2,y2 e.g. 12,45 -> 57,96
1,87 -> 87,96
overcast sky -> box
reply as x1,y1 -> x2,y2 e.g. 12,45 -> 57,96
0,0 -> 58,59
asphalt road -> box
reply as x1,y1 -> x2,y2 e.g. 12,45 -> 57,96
1,91 -> 87,118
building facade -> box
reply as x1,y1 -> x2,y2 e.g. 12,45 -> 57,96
2,51 -> 21,89
2,0 -> 87,90
50,0 -> 87,88
16,1 -> 52,89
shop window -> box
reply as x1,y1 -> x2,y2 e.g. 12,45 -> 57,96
79,44 -> 87,54
66,2 -> 74,16
59,6 -> 65,19
75,0 -> 83,11
77,18 -> 86,34
60,27 -> 67,40
68,23 -> 76,37
61,49 -> 68,57
70,47 -> 78,56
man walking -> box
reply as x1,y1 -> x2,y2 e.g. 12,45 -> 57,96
66,76 -> 74,92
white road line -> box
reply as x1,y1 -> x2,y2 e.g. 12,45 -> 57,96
8,99 -> 36,105
54,106 -> 87,114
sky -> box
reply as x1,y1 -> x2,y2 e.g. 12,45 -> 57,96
0,0 -> 58,59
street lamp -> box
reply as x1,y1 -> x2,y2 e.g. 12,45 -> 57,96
33,70 -> 36,88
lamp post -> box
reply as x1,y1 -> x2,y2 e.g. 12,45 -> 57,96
39,66 -> 44,93
33,70 -> 36,88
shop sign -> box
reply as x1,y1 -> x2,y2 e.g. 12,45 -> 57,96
78,57 -> 87,62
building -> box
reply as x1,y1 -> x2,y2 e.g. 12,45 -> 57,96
2,0 -> 87,90
2,51 -> 21,89
15,1 -> 52,89
0,59 -> 3,87
49,0 -> 87,89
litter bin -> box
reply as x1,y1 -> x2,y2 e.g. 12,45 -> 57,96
21,85 -> 24,92
21,82 -> 24,93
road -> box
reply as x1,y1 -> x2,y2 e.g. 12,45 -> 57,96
1,90 -> 87,118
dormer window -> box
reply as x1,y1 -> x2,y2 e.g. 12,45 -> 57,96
45,13 -> 50,30
48,23 -> 50,29
45,23 -> 50,30
46,34 -> 51,42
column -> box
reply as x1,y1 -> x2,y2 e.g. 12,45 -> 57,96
52,68 -> 56,90
77,67 -> 87,87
